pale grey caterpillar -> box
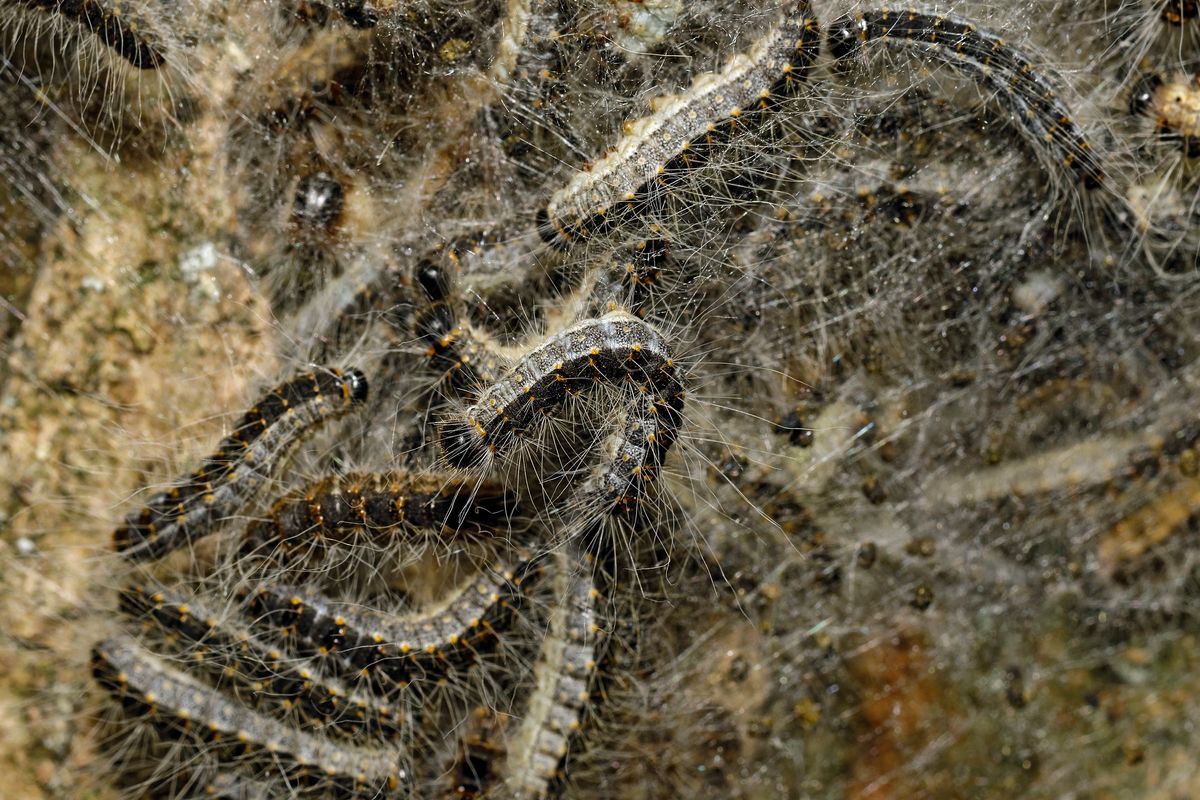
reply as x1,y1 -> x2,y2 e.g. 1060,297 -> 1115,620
501,546 -> 597,799
438,311 -> 685,516
244,549 -> 544,692
90,634 -> 410,797
535,0 -> 820,249
117,581 -> 411,741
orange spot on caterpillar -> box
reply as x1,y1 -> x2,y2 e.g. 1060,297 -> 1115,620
827,8 -> 1107,188
91,635 -> 407,794
537,0 -> 820,248
112,368 -> 369,562
440,312 -> 684,514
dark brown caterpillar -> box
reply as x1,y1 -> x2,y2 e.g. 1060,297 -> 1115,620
117,582 -> 411,741
239,472 -> 520,561
113,367 -> 369,562
414,257 -> 513,400
827,8 -> 1106,188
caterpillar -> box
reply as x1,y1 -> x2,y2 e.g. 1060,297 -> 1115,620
244,550 -> 544,690
239,472 -> 520,562
117,582 -> 411,741
827,8 -> 1106,188
618,237 -> 669,318
91,635 -> 409,797
535,0 -> 820,249
586,389 -> 684,515
113,367 -> 369,563
500,547 -> 597,799
440,311 -> 685,514
417,305 -> 514,401
573,237 -> 673,321
12,0 -> 166,69
414,255 -> 515,400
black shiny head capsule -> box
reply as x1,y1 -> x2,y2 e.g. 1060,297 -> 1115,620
335,0 -> 379,28
827,18 -> 866,62
415,258 -> 452,302
1129,73 -> 1163,118
415,303 -> 457,344
344,368 -> 370,404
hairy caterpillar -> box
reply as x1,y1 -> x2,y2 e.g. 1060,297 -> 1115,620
535,0 -> 820,249
439,311 -> 685,514
33,3 -> 1200,800
501,547 -> 597,799
113,368 -> 369,562
827,8 -> 1107,188
239,472 -> 519,561
91,635 -> 409,797
12,0 -> 166,69
117,582 -> 410,740
245,550 -> 543,689
415,257 -> 515,399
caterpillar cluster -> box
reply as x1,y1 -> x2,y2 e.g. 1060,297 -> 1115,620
91,367 -> 607,798
5,1 -> 1200,799
826,8 -> 1106,187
